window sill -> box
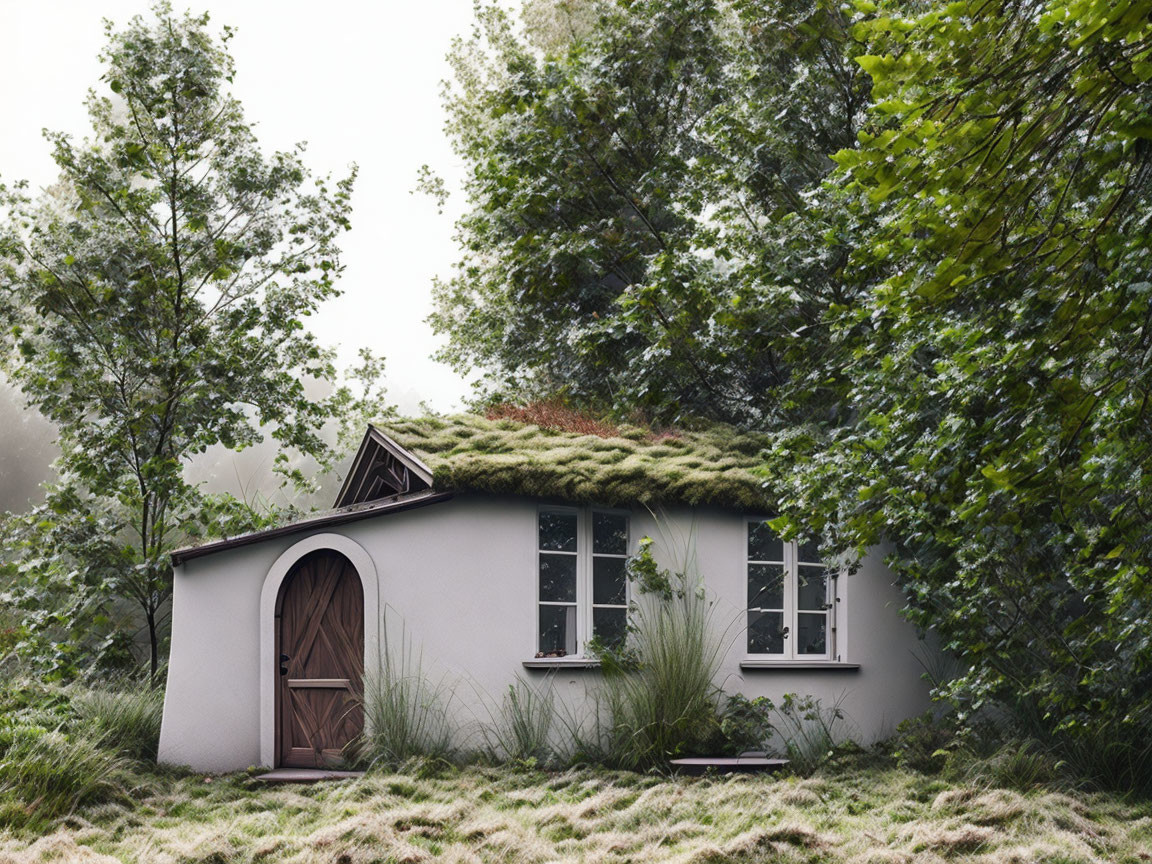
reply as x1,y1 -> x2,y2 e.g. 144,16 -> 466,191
522,658 -> 602,670
739,660 -> 861,671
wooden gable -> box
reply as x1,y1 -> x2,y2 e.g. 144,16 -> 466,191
333,425 -> 434,508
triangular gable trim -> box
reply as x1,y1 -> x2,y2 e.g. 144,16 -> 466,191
333,425 -> 435,508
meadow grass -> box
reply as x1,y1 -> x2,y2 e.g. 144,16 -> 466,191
72,685 -> 164,763
0,756 -> 1148,863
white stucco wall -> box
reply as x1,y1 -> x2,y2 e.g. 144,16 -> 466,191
159,494 -> 932,771
624,508 -> 932,745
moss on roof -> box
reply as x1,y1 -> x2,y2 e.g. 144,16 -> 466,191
384,414 -> 773,511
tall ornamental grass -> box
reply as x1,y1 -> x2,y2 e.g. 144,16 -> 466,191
354,616 -> 455,768
0,725 -> 128,830
593,534 -> 727,770
481,675 -> 557,766
73,683 -> 164,762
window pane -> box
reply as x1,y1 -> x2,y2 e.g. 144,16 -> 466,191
593,608 -> 627,649
539,553 -> 577,602
797,567 -> 827,611
539,605 -> 577,655
593,512 -> 628,555
797,613 -> 827,655
748,610 -> 785,654
539,511 -> 577,552
797,537 -> 823,565
748,564 -> 784,609
593,556 -> 627,605
748,521 -> 783,562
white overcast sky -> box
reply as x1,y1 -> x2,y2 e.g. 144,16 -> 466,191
0,0 -> 482,414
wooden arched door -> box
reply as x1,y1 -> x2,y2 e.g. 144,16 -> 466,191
276,549 -> 364,768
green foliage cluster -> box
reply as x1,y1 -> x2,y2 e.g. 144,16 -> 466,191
0,3 -> 386,680
769,0 -> 1152,759
769,692 -> 853,776
580,535 -> 794,769
386,414 -> 773,510
0,677 -> 162,830
891,711 -> 958,775
431,0 -> 865,425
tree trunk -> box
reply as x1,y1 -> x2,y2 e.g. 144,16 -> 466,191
147,604 -> 159,687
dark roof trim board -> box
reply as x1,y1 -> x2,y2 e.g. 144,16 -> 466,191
170,490 -> 454,566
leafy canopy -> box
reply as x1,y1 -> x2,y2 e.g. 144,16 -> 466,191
430,0 -> 869,425
0,2 -> 378,678
769,0 -> 1152,748
433,0 -> 1152,786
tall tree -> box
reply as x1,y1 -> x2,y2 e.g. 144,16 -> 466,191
769,0 -> 1152,763
0,3 -> 363,679
430,0 -> 869,426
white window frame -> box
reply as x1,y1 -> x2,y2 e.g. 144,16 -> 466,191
535,505 -> 630,658
745,516 -> 841,662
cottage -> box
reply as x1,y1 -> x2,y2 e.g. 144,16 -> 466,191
158,415 -> 932,772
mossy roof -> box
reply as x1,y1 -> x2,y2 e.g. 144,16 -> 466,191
383,414 -> 773,511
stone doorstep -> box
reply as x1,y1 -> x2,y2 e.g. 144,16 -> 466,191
669,757 -> 790,775
253,768 -> 365,784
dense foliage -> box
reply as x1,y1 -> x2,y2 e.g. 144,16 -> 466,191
773,0 -> 1152,749
431,0 -> 866,425
0,3 -> 384,678
432,0 -> 1152,786
0,676 -> 160,830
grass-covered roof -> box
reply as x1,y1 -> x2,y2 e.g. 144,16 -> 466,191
383,412 -> 773,511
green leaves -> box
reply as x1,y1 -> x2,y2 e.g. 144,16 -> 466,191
0,2 -> 363,679
765,0 -> 1152,753
431,0 -> 1152,772
432,0 -> 869,426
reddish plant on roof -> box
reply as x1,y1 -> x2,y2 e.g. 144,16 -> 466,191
485,401 -> 682,442
485,402 -> 622,438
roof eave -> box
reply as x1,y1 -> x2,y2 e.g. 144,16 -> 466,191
170,490 -> 454,567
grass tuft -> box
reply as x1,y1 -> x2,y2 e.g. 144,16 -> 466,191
589,535 -> 727,770
0,726 -> 129,830
480,675 -> 557,767
72,683 -> 163,762
353,616 -> 455,769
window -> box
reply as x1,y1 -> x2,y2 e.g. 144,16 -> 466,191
746,520 -> 837,660
537,507 -> 629,657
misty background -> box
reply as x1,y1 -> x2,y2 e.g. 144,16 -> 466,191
0,0 -> 484,513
